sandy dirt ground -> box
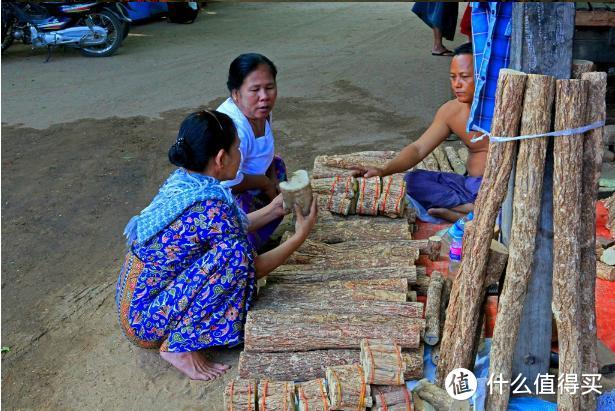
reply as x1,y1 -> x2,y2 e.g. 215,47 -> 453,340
1,2 -> 613,409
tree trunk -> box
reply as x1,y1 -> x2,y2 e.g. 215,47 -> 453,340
487,76 -> 554,411
268,265 -> 418,285
244,310 -> 424,352
238,350 -> 359,381
445,146 -> 467,175
258,380 -> 295,411
578,71 -> 607,411
437,69 -> 527,386
552,79 -> 588,411
424,271 -> 444,346
296,379 -> 331,411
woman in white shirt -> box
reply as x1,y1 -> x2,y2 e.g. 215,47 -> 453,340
217,53 -> 287,251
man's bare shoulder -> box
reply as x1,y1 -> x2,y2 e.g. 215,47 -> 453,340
437,99 -> 466,121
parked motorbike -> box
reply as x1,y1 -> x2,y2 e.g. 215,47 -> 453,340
1,2 -> 130,59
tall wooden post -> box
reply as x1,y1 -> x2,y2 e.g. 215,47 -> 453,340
504,1 -> 575,386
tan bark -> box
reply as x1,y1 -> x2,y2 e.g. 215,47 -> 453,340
371,385 -> 414,411
433,145 -> 453,173
244,310 -> 424,352
268,265 -> 417,285
296,379 -> 331,411
356,177 -> 382,216
258,381 -> 295,411
420,152 -> 440,171
445,146 -> 466,175
414,268 -> 430,296
310,211 -> 411,242
485,75 -> 553,410
424,271 -> 444,346
280,170 -> 312,216
457,147 -> 469,164
579,71 -> 607,411
379,174 -> 408,218
224,379 -> 257,411
597,260 -> 615,281
312,176 -> 357,216
360,339 -> 406,385
571,59 -> 594,79
437,69 -> 527,386
552,79 -> 588,411
318,151 -> 399,170
402,345 -> 424,380
238,350 -> 359,382
414,378 -> 470,411
326,364 -> 373,409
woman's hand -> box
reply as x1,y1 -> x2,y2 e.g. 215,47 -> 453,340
269,193 -> 288,219
293,198 -> 318,240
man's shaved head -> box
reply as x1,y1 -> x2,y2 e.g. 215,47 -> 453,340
450,44 -> 475,104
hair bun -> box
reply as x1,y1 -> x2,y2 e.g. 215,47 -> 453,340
168,142 -> 189,168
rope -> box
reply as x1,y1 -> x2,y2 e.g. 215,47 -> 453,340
470,120 -> 605,144
261,380 -> 268,411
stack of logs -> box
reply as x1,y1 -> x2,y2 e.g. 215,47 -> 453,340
311,148 -> 468,217
435,66 -> 607,411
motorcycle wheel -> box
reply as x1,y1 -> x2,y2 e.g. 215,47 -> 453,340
80,10 -> 123,57
120,21 -> 130,40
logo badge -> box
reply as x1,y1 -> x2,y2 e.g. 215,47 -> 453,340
445,368 -> 478,400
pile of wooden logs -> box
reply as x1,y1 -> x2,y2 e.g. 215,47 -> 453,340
224,379 -> 257,411
360,339 -> 405,385
257,380 -> 295,411
371,385 -> 415,411
435,67 -> 607,410
326,364 -> 373,409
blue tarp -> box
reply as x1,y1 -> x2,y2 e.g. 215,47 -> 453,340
126,2 -> 168,21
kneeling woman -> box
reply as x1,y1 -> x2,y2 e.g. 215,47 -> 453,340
116,110 -> 317,380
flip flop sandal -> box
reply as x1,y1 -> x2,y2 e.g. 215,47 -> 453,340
432,50 -> 454,56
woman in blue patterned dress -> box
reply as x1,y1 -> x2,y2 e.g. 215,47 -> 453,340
116,110 -> 317,380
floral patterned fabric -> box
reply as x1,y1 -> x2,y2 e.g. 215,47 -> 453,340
115,199 -> 256,353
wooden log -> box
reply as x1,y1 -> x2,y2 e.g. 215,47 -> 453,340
414,378 -> 470,411
356,177 -> 382,216
238,350 -> 359,382
360,339 -> 406,385
445,146 -> 467,175
414,269 -> 430,296
296,379 -> 331,411
484,240 -> 509,287
309,212 -> 411,243
431,345 -> 440,365
312,161 -> 356,179
326,364 -> 373,409
379,174 -> 408,218
256,295 -> 423,318
285,239 -> 419,267
552,78 -> 588,411
255,279 -> 409,306
571,59 -> 595,79
402,345 -> 424,380
437,69 -> 527,386
457,147 -> 469,164
268,265 -> 418,285
280,169 -> 312,216
424,271 -> 444,346
439,277 -> 453,338
258,380 -> 295,411
486,74 -> 554,411
244,310 -> 424,352
433,145 -> 453,173
597,260 -> 615,281
407,290 -> 418,302
414,394 -> 436,411
319,151 -> 399,170
427,236 -> 442,261
371,385 -> 414,411
579,71 -> 607,411
224,379 -> 257,411
421,152 -> 440,171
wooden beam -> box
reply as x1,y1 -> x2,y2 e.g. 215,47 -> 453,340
508,1 -> 575,387
575,10 -> 615,27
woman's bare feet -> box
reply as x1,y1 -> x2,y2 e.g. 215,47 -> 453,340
160,350 -> 230,381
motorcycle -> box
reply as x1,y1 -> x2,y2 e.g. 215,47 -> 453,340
1,2 -> 130,59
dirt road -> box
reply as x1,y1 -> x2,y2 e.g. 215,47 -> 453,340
1,2 -> 487,409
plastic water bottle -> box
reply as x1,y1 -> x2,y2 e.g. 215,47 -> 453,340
440,212 -> 474,257
448,229 -> 463,274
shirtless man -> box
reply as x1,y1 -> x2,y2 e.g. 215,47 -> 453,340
355,43 -> 487,222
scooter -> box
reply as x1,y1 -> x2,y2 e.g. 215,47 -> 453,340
1,2 -> 130,60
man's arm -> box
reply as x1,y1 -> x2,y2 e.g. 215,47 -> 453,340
231,174 -> 277,199
361,104 -> 453,177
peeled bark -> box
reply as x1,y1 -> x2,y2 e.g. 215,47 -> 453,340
486,76 -> 554,411
360,339 -> 406,385
579,71 -> 607,411
433,145 -> 453,173
437,69 -> 527,386
268,265 -> 417,285
326,364 -> 373,410
552,79 -> 588,411
280,169 -> 313,216
258,381 -> 295,411
224,379 -> 257,411
244,310 -> 424,352
424,271 -> 444,346
238,350 -> 359,382
296,379 -> 331,411
445,146 -> 467,175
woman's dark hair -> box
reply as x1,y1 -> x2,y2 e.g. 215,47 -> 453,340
454,42 -> 473,56
168,110 -> 236,172
227,53 -> 277,93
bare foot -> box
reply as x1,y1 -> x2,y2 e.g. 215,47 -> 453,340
428,207 -> 465,223
160,350 -> 230,381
